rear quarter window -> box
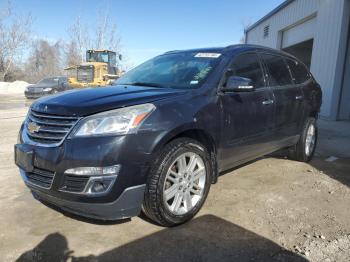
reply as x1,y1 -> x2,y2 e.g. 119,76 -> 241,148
286,59 -> 310,84
261,54 -> 293,86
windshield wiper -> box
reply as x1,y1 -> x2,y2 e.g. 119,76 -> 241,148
123,82 -> 164,88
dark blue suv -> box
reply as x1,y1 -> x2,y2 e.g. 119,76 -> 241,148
15,45 -> 322,226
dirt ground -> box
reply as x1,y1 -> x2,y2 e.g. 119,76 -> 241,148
0,94 -> 349,262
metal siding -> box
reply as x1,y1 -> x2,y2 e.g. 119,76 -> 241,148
338,26 -> 350,119
246,0 -> 347,120
310,0 -> 347,119
246,0 -> 318,48
335,0 -> 350,119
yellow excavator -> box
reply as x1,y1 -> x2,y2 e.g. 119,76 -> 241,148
65,50 -> 122,88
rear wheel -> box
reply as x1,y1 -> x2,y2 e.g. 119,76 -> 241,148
143,138 -> 212,226
289,117 -> 317,162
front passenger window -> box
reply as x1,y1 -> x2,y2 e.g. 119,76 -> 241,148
229,53 -> 265,88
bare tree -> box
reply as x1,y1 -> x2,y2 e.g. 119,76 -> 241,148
94,9 -> 121,51
24,39 -> 63,83
65,41 -> 81,67
0,1 -> 32,81
239,19 -> 252,44
67,7 -> 122,65
68,15 -> 90,62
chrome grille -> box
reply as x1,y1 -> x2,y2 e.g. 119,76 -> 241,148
26,109 -> 79,144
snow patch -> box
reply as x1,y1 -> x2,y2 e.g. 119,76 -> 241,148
0,81 -> 31,95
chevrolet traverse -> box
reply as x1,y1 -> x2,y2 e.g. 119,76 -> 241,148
15,45 -> 322,226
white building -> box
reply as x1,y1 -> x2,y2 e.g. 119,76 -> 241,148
245,0 -> 350,120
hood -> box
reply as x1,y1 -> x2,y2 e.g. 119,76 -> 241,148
30,83 -> 57,89
31,85 -> 187,116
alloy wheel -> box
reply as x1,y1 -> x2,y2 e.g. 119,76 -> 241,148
305,123 -> 316,156
163,152 -> 206,215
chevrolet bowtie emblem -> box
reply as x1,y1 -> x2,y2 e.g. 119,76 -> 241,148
28,122 -> 40,134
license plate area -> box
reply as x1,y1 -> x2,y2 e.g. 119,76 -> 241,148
14,144 -> 34,172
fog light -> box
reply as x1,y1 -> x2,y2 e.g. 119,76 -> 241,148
85,176 -> 117,195
65,165 -> 120,176
92,182 -> 105,192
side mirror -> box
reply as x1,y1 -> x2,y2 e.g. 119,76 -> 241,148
221,76 -> 255,92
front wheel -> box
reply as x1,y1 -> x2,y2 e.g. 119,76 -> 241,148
143,138 -> 212,226
289,117 -> 317,162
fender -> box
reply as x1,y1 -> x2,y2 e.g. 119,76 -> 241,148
148,123 -> 219,184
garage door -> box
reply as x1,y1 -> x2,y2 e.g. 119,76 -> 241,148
282,17 -> 316,49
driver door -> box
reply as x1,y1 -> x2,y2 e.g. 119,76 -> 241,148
218,52 -> 275,170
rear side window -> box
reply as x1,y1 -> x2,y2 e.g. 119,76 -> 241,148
261,54 -> 293,86
286,59 -> 310,84
230,53 -> 265,88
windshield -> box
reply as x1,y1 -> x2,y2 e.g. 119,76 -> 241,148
87,52 -> 109,63
38,77 -> 59,84
116,52 -> 222,89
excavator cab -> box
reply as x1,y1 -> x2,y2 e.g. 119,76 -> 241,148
86,50 -> 122,76
86,50 -> 117,67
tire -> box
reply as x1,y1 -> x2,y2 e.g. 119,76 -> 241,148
143,138 -> 212,227
289,117 -> 318,162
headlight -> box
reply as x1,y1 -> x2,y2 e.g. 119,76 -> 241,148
43,87 -> 53,92
73,103 -> 156,137
25,86 -> 29,92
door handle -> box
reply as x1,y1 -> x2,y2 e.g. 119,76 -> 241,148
262,99 -> 274,105
295,95 -> 303,100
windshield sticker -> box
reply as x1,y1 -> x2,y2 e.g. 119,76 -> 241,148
195,53 -> 221,58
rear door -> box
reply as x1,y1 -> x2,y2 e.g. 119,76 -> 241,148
285,58 -> 312,130
260,53 -> 304,143
219,52 -> 275,169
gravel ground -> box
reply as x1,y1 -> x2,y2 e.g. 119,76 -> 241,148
0,94 -> 349,262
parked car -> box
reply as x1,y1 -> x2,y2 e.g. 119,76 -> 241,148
15,45 -> 322,226
24,76 -> 69,99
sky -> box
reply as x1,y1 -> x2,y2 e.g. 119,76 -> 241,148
6,0 -> 284,66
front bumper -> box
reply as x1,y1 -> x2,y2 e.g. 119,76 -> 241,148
15,124 -> 155,220
25,90 -> 50,99
32,182 -> 145,220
